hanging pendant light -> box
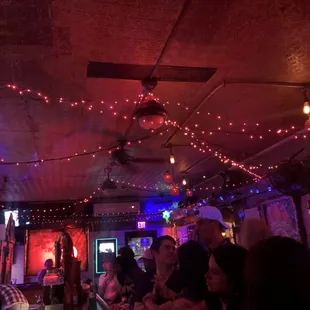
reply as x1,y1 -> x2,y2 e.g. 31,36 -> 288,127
303,89 -> 310,115
134,98 -> 168,131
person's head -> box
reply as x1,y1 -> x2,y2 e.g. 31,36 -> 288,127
177,241 -> 208,301
118,246 -> 135,261
139,248 -> 156,272
206,244 -> 247,299
150,235 -> 176,267
44,259 -> 53,270
239,219 -> 270,249
245,236 -> 310,310
103,253 -> 115,273
196,206 -> 229,244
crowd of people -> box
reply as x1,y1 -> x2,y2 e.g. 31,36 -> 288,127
1,205 -> 310,310
98,206 -> 310,310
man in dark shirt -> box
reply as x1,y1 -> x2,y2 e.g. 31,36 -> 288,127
135,235 -> 182,304
195,206 -> 231,255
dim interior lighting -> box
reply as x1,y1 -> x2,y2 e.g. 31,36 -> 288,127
182,176 -> 187,186
131,205 -> 135,209
303,101 -> 310,114
73,246 -> 78,258
170,154 -> 175,164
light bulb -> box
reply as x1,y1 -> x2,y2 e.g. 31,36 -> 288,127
170,155 -> 175,164
303,101 -> 310,114
182,177 -> 187,186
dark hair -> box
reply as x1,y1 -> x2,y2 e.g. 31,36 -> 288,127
44,259 -> 53,267
245,236 -> 310,310
177,241 -> 208,301
118,246 -> 135,260
212,244 -> 247,310
150,235 -> 176,252
103,252 -> 115,263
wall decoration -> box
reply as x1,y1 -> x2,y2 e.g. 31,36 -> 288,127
26,228 -> 88,276
260,196 -> 300,241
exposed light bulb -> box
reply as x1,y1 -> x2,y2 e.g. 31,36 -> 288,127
303,101 -> 310,114
170,155 -> 175,164
182,177 -> 187,186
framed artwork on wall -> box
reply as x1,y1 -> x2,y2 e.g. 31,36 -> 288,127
260,196 -> 300,241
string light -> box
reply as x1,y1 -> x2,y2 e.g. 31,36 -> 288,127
182,176 -> 187,186
0,127 -> 170,166
167,120 -> 263,180
169,154 -> 175,165
4,84 -> 301,140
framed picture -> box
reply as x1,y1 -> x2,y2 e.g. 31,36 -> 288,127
95,238 -> 118,274
260,196 -> 300,241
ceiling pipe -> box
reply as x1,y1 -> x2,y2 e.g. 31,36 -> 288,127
193,128 -> 307,188
124,0 -> 192,138
163,79 -> 308,147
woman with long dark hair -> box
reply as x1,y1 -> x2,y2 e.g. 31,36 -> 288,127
143,240 -> 208,310
245,236 -> 310,310
205,244 -> 247,310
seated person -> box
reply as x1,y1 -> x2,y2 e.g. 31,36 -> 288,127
0,284 -> 29,310
98,253 -> 121,305
37,258 -> 54,284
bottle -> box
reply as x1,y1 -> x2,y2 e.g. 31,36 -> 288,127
72,285 -> 78,306
88,282 -> 97,310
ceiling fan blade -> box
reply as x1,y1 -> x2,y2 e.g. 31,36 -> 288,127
132,158 -> 165,164
87,62 -> 217,82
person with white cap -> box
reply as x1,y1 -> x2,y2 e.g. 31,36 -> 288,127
196,206 -> 231,252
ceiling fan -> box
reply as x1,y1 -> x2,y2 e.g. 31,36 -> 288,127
110,139 -> 165,167
87,62 -> 216,83
101,168 -> 118,191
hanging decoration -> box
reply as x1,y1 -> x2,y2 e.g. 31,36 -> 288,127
186,189 -> 193,197
163,171 -> 173,184
162,210 -> 172,224
170,185 -> 180,196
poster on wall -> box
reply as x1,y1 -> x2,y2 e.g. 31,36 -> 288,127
26,228 -> 88,276
260,196 -> 300,241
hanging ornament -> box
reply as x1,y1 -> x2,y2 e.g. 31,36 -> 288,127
186,189 -> 193,197
170,185 -> 180,196
163,171 -> 173,184
162,210 -> 172,223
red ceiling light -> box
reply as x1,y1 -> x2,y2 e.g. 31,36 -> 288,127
134,99 -> 168,130
170,185 -> 180,196
163,171 -> 173,184
186,189 -> 193,197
